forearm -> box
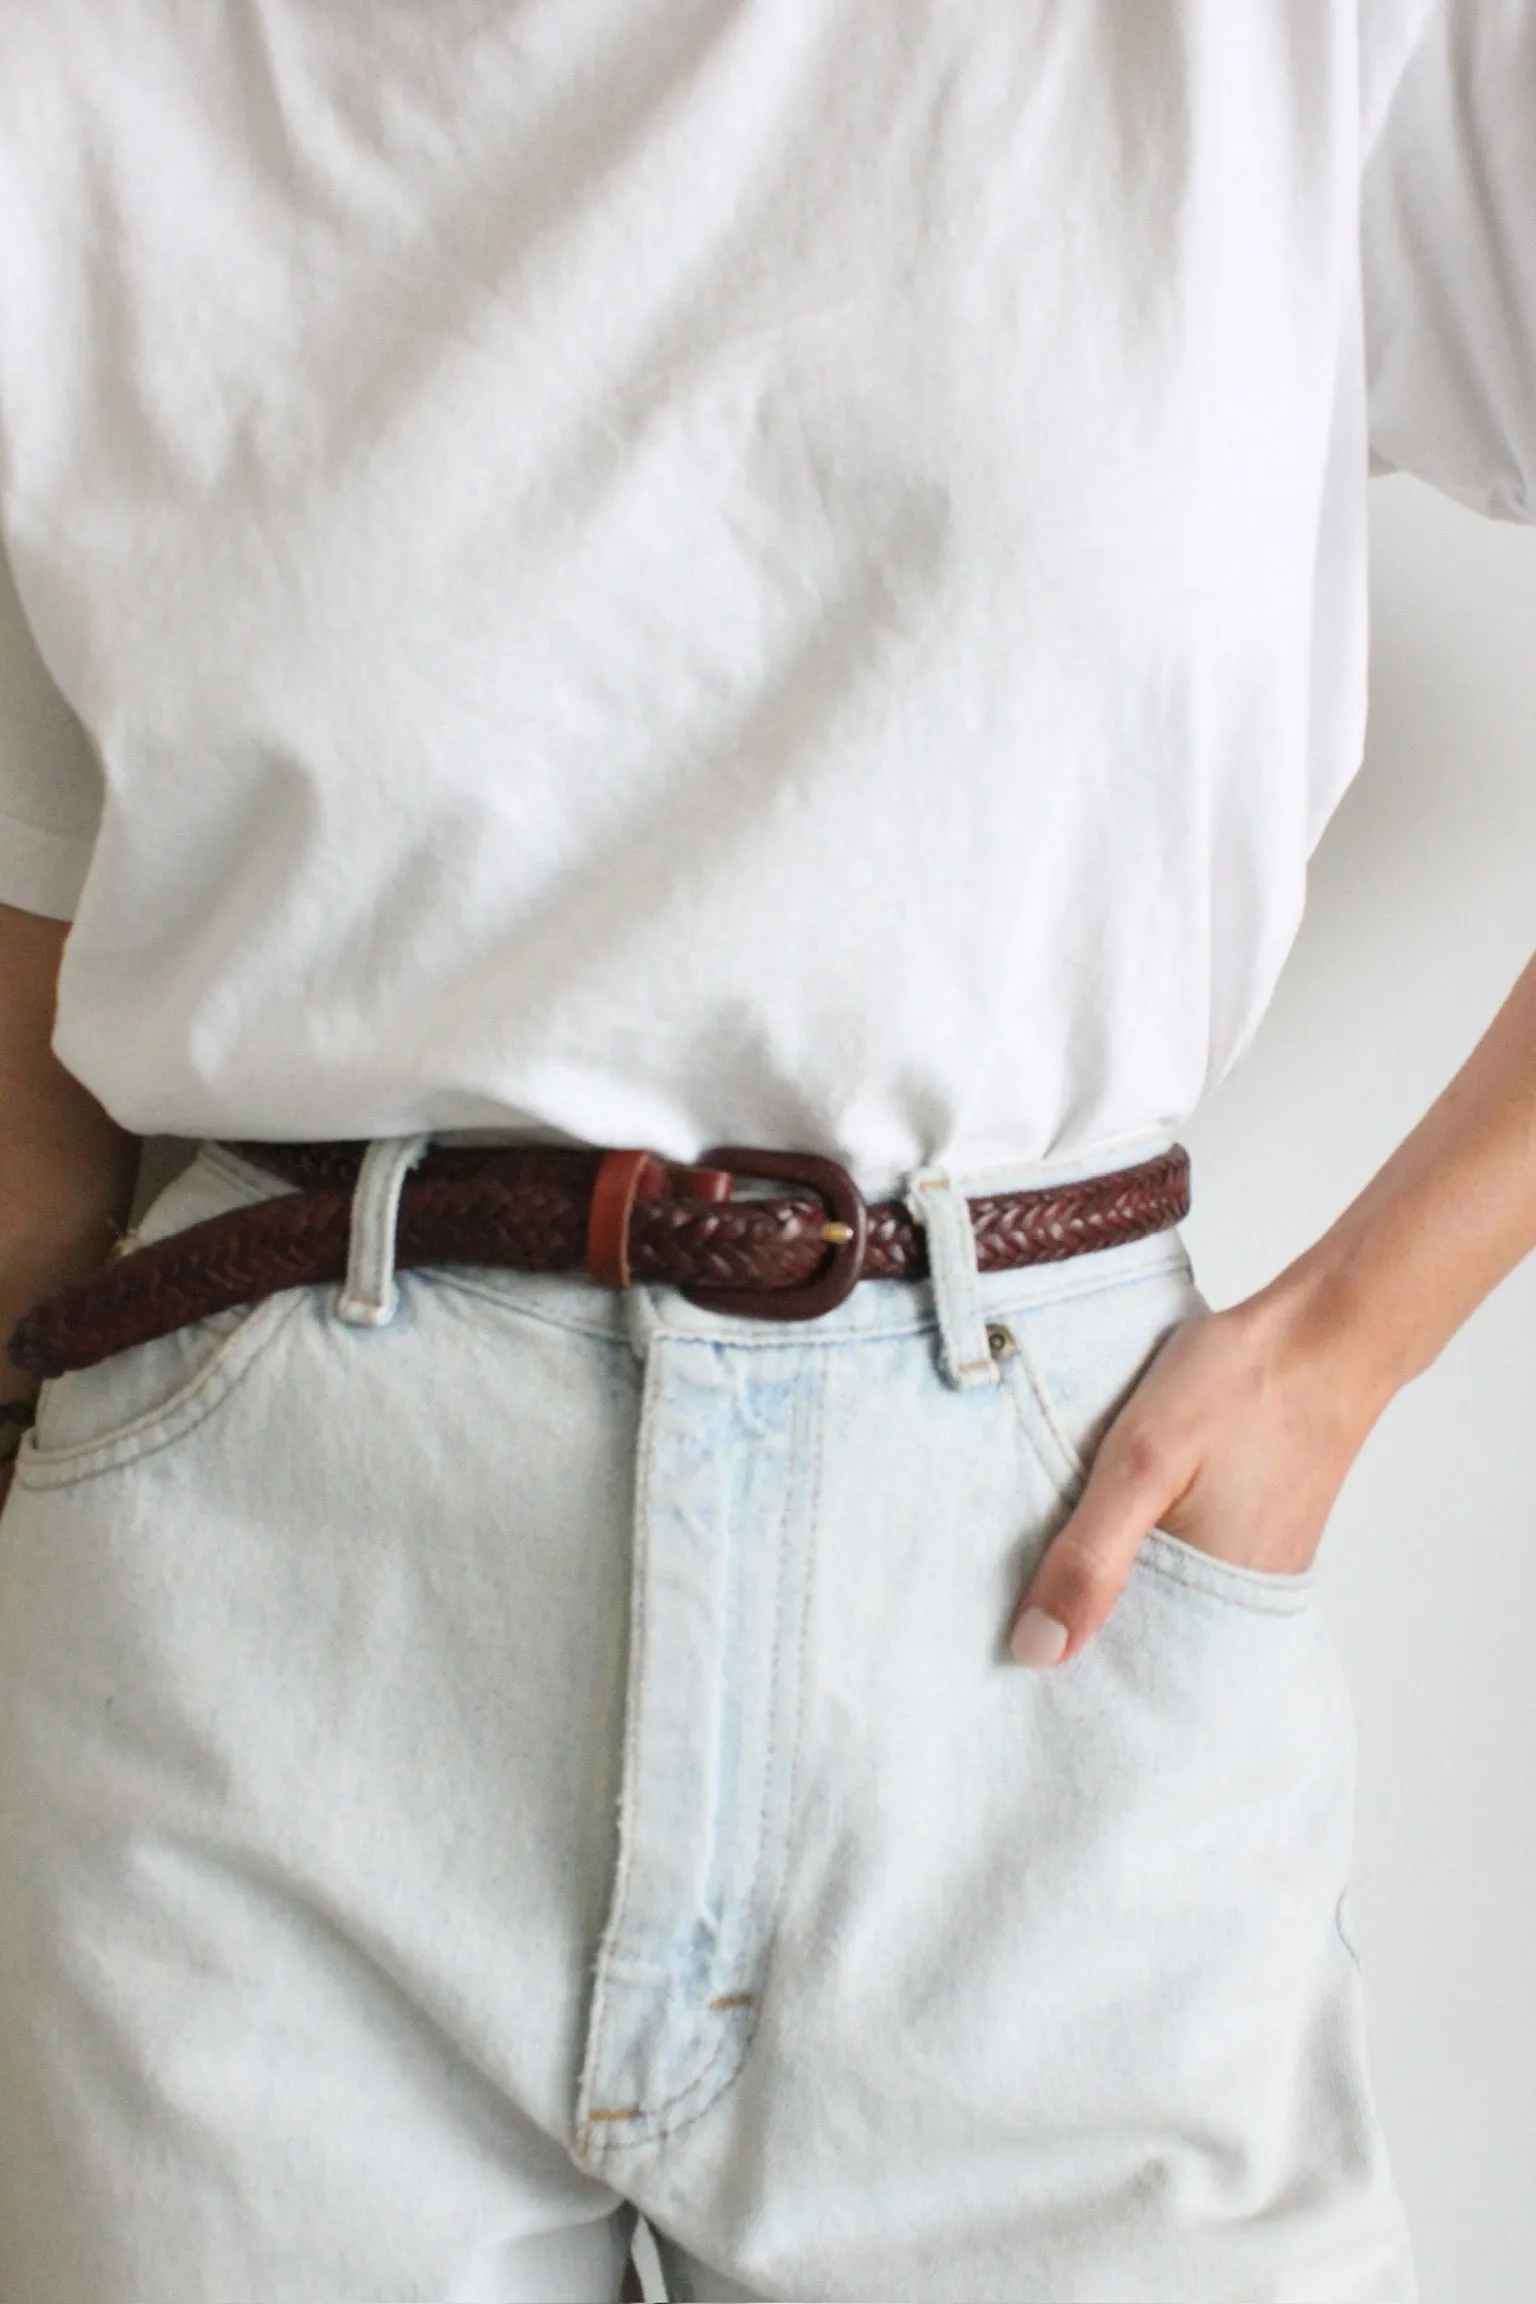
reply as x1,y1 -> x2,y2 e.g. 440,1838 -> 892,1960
0,903 -> 139,1404
1248,945 -> 1536,1407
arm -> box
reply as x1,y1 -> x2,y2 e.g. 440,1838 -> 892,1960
0,901 -> 140,1502
1011,942 -> 1536,1665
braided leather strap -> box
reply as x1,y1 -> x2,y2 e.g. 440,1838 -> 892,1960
7,1143 -> 1190,1379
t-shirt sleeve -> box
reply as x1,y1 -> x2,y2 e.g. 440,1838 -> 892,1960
1363,0 -> 1536,521
0,531 -> 102,919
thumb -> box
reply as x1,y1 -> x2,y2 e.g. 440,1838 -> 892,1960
1010,1429 -> 1185,1667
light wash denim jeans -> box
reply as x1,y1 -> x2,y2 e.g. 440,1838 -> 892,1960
0,1136 -> 1416,2303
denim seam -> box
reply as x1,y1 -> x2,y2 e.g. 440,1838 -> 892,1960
419,1269 -> 639,1350
1133,1531 -> 1316,1616
581,1995 -> 742,2154
646,1347 -> 825,2142
742,1348 -> 827,2063
432,1266 -> 945,1351
575,1336 -> 665,2146
999,1324 -> 1316,1619
719,1355 -> 800,1997
999,1252 -> 1199,1488
629,1309 -> 942,1352
586,1352 -> 826,2157
586,2000 -> 739,2163
622,1354 -> 808,2141
999,1327 -> 1090,1500
359,1237 -> 1191,1358
15,1291 -> 302,1491
987,1240 -> 1191,1321
631,1267 -> 1183,1356
578,1335 -> 752,2147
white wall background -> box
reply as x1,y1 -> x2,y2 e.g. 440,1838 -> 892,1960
1182,475 -> 1536,2301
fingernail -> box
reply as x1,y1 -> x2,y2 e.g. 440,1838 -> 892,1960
1011,1606 -> 1069,1668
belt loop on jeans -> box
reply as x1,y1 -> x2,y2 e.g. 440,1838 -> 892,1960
904,1166 -> 999,1392
5,1143 -> 1192,1381
334,1134 -> 434,1328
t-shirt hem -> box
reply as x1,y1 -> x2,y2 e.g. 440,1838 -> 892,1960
0,806 -> 94,920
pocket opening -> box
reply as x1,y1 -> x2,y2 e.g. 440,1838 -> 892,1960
998,1265 -> 1317,1618
18,1288 -> 297,1490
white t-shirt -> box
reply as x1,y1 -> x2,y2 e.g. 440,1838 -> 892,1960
0,1 -> 1532,1196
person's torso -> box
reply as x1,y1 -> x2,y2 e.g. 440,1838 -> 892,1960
0,1 -> 1404,1188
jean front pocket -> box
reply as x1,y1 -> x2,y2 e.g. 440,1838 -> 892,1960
980,1249 -> 1380,2273
17,1292 -> 297,1493
998,1246 -> 1320,1615
14,1144 -> 302,1493
1132,1523 -> 1318,1613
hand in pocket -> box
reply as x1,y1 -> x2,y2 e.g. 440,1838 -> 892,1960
1009,1292 -> 1392,1667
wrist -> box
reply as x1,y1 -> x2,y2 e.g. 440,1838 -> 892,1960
1233,1239 -> 1414,1434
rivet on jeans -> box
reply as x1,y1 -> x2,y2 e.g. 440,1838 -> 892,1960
986,1323 -> 1016,1360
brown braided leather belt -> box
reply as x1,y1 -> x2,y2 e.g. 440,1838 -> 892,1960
7,1139 -> 1191,1380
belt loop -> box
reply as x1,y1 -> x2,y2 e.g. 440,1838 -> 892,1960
334,1134 -> 433,1328
905,1165 -> 999,1391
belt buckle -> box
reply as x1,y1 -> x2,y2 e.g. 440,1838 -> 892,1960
678,1146 -> 869,1322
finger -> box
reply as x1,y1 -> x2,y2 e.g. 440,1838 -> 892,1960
1010,1430 -> 1185,1666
